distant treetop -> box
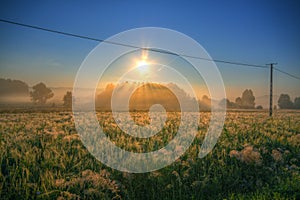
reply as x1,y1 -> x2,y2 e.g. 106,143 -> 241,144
30,82 -> 54,105
0,78 -> 29,96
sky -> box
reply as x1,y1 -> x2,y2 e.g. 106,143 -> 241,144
0,0 -> 300,102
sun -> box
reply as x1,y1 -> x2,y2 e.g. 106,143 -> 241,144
136,60 -> 149,74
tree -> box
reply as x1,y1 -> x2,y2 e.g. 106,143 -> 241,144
293,97 -> 300,109
235,97 -> 242,108
277,94 -> 293,109
0,78 -> 29,96
199,95 -> 211,110
256,105 -> 263,109
202,95 -> 211,105
219,98 -> 235,108
63,91 -> 72,107
241,89 -> 255,109
30,83 -> 54,105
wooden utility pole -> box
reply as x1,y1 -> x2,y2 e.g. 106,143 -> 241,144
268,63 -> 277,117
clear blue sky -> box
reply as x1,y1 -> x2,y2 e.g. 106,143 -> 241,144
0,0 -> 299,101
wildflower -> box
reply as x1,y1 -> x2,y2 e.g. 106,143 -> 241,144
63,134 -> 80,142
229,146 -> 262,165
240,146 -> 262,165
284,150 -> 290,155
289,134 -> 300,147
171,170 -> 180,178
272,149 -> 283,162
229,150 -> 240,160
58,191 -> 79,199
55,179 -> 66,187
175,145 -> 184,154
183,169 -> 190,179
150,171 -> 162,178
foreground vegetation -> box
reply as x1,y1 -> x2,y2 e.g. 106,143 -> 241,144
0,110 -> 299,199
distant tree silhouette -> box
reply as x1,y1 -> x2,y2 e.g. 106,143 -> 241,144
235,97 -> 242,108
198,95 -> 211,110
96,82 -> 196,111
278,94 -> 293,109
201,95 -> 211,105
219,98 -> 235,108
233,89 -> 255,109
256,105 -> 263,109
0,78 -> 29,96
30,83 -> 54,105
293,97 -> 300,109
63,91 -> 72,107
241,89 -> 255,109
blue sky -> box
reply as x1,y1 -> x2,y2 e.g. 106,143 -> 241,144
0,0 -> 299,101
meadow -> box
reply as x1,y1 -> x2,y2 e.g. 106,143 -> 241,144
0,110 -> 299,199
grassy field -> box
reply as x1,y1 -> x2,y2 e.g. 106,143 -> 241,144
0,110 -> 299,199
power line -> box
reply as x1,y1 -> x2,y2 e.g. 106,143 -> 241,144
274,67 -> 300,80
1,18 -> 300,79
0,19 -> 138,48
0,18 -> 268,69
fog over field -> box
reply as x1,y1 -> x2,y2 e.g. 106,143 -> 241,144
0,77 -> 293,111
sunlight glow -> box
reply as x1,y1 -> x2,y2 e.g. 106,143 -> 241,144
136,60 -> 149,74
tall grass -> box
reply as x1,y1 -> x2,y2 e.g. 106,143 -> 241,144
0,111 -> 299,199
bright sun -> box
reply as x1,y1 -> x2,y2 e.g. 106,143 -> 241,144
136,60 -> 149,74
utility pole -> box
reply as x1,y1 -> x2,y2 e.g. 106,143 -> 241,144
268,63 -> 277,117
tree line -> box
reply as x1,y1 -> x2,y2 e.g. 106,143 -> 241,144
0,78 -> 29,95
198,89 -> 260,109
218,89 -> 257,109
21,83 -> 300,110
1,78 -> 300,110
29,82 -> 72,107
278,94 -> 300,109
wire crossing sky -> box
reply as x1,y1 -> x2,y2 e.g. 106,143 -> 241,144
0,18 -> 270,68
2,18 -> 300,81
